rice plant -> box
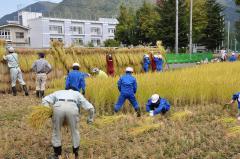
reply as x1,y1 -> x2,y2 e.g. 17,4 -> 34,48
128,123 -> 161,136
0,39 -> 6,62
170,110 -> 193,121
27,106 -> 53,129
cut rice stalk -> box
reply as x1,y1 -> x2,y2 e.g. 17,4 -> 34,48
27,106 -> 53,129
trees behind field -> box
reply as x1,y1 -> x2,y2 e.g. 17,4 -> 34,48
115,0 -> 225,51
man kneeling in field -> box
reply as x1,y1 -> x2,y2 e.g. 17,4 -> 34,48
226,92 -> 240,120
42,89 -> 95,159
146,94 -> 170,116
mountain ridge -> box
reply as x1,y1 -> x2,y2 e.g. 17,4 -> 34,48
0,0 -> 239,30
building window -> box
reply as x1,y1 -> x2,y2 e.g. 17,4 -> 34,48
91,27 -> 101,35
108,28 -> 115,34
16,32 -> 24,39
72,38 -> 83,46
49,25 -> 63,34
50,38 -> 63,42
91,39 -> 101,46
70,26 -> 83,34
0,29 -> 11,40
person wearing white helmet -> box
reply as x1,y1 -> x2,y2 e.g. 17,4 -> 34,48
114,67 -> 141,117
92,67 -> 108,78
65,63 -> 89,95
226,92 -> 240,121
143,54 -> 151,72
229,52 -> 237,62
153,54 -> 164,72
220,47 -> 227,62
3,46 -> 29,96
146,94 -> 170,116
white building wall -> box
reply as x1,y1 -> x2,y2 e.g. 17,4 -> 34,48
64,20 -> 72,47
19,11 -> 42,27
42,19 -> 52,48
84,22 -> 91,45
28,19 -> 43,48
28,16 -> 118,48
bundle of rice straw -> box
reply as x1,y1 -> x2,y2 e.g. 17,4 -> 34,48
27,106 -> 53,129
170,110 -> 193,121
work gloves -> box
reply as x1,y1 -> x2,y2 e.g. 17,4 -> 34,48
149,110 -> 154,117
87,108 -> 95,124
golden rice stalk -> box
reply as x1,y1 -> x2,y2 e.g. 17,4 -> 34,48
94,115 -> 126,128
27,106 -> 53,129
170,110 -> 193,121
156,40 -> 166,54
0,39 -> 6,62
128,124 -> 161,137
227,126 -> 240,137
219,117 -> 237,124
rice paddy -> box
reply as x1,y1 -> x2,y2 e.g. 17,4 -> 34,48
1,41 -> 240,158
1,95 -> 240,158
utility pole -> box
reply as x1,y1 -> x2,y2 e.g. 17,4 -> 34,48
189,0 -> 193,54
227,21 -> 230,52
235,38 -> 237,52
175,0 -> 179,54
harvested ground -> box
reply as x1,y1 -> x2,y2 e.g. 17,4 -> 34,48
1,94 -> 240,159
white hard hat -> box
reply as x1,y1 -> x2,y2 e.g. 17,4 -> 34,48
144,54 -> 149,58
7,47 -> 14,53
232,52 -> 235,56
72,63 -> 80,67
153,54 -> 158,58
151,94 -> 160,103
159,55 -> 163,59
92,67 -> 99,73
126,67 -> 134,72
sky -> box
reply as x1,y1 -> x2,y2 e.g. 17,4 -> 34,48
0,0 -> 62,18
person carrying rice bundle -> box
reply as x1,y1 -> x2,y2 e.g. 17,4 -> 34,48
42,88 -> 95,159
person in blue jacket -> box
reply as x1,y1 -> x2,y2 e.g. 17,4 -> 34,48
146,94 -> 170,116
229,52 -> 237,62
114,67 -> 141,117
226,92 -> 240,120
143,54 -> 151,72
154,55 -> 164,72
65,63 -> 89,95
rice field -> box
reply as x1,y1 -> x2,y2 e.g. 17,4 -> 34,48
1,41 -> 240,158
1,94 -> 240,158
0,41 -> 160,93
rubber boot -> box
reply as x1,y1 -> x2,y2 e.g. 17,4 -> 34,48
135,108 -> 141,117
53,146 -> 62,158
36,91 -> 40,98
22,85 -> 29,96
73,146 -> 79,159
12,87 -> 17,96
40,90 -> 45,98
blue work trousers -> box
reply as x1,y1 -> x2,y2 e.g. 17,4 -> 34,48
114,94 -> 139,112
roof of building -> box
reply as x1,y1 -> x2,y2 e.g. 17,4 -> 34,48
29,16 -> 118,25
0,23 -> 29,30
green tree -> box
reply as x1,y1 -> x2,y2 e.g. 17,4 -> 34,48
201,0 -> 224,50
156,0 -> 188,50
236,0 -> 240,5
104,39 -> 120,47
135,1 -> 160,45
185,0 -> 208,44
115,5 -> 136,45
